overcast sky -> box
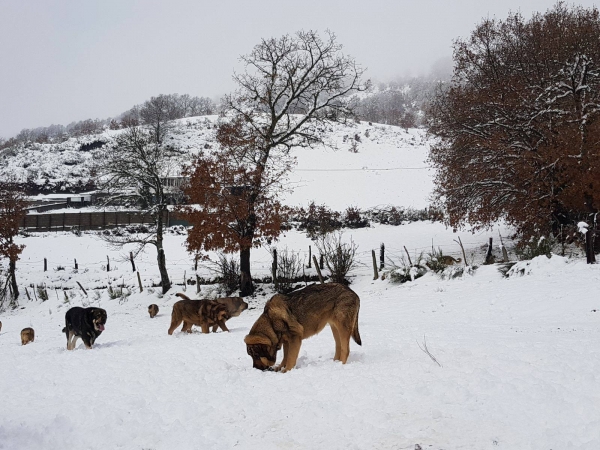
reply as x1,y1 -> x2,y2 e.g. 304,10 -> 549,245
1,0 -> 598,138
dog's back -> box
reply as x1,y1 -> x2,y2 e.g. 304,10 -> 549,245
277,283 -> 361,344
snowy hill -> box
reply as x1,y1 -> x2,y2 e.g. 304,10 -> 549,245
0,116 -> 433,209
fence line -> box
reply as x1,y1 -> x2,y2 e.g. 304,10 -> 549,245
19,211 -> 171,232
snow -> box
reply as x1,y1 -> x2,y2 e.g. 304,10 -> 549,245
1,119 -> 599,449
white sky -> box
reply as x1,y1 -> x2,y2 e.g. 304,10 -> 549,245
1,0 -> 598,138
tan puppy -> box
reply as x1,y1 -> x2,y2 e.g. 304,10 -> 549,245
21,327 -> 35,345
244,283 -> 361,372
148,304 -> 159,318
440,255 -> 461,265
172,293 -> 248,333
168,294 -> 230,335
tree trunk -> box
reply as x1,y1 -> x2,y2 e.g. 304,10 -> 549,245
240,247 -> 253,297
156,209 -> 171,293
9,258 -> 19,299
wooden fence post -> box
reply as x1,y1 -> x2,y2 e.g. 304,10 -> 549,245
307,245 -> 312,268
129,252 -> 136,272
485,237 -> 494,264
372,250 -> 379,280
319,255 -> 324,270
379,243 -> 385,270
106,255 -> 110,272
76,281 -> 88,296
272,249 -> 278,289
403,246 -> 413,266
137,272 -> 143,293
196,275 -> 201,294
44,258 -> 47,272
312,255 -> 324,284
74,259 -> 78,270
183,270 -> 187,291
25,287 -> 31,301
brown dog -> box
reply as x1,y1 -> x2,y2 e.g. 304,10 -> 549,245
148,304 -> 159,318
21,327 -> 35,345
244,283 -> 361,372
168,293 -> 231,335
170,293 -> 248,333
440,255 -> 461,265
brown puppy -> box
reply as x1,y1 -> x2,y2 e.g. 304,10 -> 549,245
148,304 -> 159,318
244,283 -> 361,372
168,293 -> 230,335
21,327 -> 35,345
172,293 -> 247,332
440,255 -> 461,265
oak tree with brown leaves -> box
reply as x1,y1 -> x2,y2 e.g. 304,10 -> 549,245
182,30 -> 368,295
0,181 -> 27,304
428,3 -> 600,260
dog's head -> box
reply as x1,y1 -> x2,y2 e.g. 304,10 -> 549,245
244,333 -> 281,371
219,297 -> 249,317
90,308 -> 107,332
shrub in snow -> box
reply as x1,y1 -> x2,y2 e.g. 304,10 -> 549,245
515,235 -> 555,260
36,284 -> 48,301
505,254 -> 567,277
438,265 -> 477,280
211,253 -> 240,296
497,262 -> 518,278
342,206 -> 369,229
274,247 -> 304,294
386,252 -> 427,284
316,232 -> 358,284
388,264 -> 427,284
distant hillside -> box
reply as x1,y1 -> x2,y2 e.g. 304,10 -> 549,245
0,116 -> 433,209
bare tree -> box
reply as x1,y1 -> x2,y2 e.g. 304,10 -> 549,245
139,95 -> 178,144
184,30 -> 368,296
95,126 -> 182,293
0,180 -> 27,306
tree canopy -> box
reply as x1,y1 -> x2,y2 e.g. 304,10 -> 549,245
428,3 -> 600,241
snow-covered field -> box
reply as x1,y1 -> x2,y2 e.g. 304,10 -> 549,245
2,120 -> 600,449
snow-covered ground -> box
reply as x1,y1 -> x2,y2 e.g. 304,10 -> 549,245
1,119 -> 599,449
1,225 -> 599,450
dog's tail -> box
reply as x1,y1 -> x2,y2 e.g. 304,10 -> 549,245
352,313 -> 362,346
175,292 -> 192,301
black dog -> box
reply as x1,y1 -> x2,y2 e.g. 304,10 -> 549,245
63,307 -> 107,350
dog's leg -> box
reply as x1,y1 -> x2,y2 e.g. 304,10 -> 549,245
330,323 -> 342,361
275,340 -> 290,372
211,324 -> 218,333
168,317 -> 183,335
200,323 -> 210,334
181,321 -> 192,333
70,334 -> 79,351
280,337 -> 302,373
217,320 -> 229,332
337,326 -> 351,364
83,335 -> 93,349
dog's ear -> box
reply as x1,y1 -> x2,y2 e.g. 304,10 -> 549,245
265,296 -> 304,337
244,334 -> 272,346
